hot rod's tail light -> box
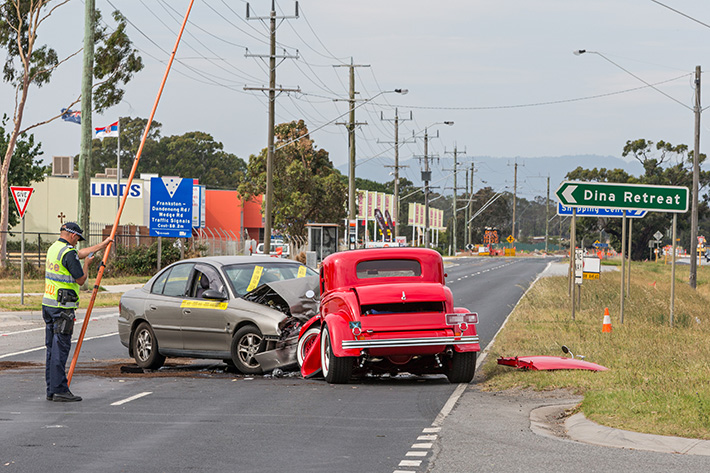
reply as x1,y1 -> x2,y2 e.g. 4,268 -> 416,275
446,313 -> 478,325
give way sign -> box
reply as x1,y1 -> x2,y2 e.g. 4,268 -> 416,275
10,186 -> 34,218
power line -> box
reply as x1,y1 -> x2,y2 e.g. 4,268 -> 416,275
377,73 -> 692,111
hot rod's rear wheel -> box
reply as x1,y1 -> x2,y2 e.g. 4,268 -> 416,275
445,351 -> 476,383
320,325 -> 353,384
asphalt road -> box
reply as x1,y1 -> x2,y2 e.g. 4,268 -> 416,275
0,256 -> 566,473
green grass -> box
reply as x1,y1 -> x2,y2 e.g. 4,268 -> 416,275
0,275 -> 149,294
0,292 -> 123,311
481,260 -> 710,439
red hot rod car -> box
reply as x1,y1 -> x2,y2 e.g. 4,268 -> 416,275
297,248 -> 480,383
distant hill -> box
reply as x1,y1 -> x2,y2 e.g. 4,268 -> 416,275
342,154 -> 645,200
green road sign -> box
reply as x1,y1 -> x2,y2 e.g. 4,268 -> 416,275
556,181 -> 688,213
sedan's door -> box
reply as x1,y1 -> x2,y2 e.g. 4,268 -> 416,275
180,264 -> 232,353
144,263 -> 194,350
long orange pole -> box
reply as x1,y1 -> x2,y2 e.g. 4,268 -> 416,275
68,0 -> 196,385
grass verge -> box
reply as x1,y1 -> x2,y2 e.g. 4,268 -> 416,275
0,276 -> 149,294
481,260 -> 710,440
0,292 -> 123,311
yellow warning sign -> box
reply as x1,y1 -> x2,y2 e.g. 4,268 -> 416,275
506,235 -> 515,243
583,273 -> 600,280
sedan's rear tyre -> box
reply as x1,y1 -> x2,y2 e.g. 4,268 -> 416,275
132,322 -> 166,370
296,326 -> 321,368
320,325 -> 353,384
445,351 -> 476,383
231,325 -> 265,374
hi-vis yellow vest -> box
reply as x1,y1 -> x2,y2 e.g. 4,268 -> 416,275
42,240 -> 80,309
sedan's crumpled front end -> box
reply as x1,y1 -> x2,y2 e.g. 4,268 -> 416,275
244,276 -> 319,372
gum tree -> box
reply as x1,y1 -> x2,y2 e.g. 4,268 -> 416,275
0,1 -> 142,265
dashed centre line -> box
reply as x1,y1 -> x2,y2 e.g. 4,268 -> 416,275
111,391 -> 153,406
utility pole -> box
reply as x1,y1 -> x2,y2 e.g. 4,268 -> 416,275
690,65 -> 701,289
335,59 -> 369,223
464,167 -> 469,249
380,109 -> 413,238
511,160 -> 518,243
417,129 -> 441,248
467,162 -> 475,248
78,0 -> 95,246
545,175 -> 550,254
245,0 -> 299,255
444,145 -> 466,255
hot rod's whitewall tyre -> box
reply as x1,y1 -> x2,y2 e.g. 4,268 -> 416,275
320,325 -> 353,384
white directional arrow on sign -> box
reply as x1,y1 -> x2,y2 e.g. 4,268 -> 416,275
561,185 -> 577,204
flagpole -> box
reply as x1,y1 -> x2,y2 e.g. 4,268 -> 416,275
117,119 -> 121,211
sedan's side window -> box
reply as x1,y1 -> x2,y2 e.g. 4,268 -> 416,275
162,263 -> 194,297
190,264 -> 226,298
151,268 -> 171,295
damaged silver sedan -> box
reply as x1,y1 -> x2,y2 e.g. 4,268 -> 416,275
117,256 -> 319,374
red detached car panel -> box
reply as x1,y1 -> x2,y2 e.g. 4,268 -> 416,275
297,248 -> 480,384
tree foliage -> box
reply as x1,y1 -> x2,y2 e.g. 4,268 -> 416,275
0,1 -> 143,265
1,116 -> 47,229
87,117 -> 246,189
238,120 -> 347,238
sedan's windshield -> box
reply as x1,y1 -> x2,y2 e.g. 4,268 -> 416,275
223,262 -> 317,297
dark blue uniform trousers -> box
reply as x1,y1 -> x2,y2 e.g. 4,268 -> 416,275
42,306 -> 74,397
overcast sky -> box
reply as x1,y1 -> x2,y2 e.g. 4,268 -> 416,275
5,0 -> 710,199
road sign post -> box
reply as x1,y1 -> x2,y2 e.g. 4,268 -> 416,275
11,186 -> 34,305
557,181 -> 689,327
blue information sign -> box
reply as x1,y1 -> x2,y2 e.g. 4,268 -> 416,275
149,177 -> 193,237
557,203 -> 647,218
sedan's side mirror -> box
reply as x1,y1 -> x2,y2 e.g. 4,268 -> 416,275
202,289 -> 228,301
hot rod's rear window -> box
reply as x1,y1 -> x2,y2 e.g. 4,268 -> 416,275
356,259 -> 421,278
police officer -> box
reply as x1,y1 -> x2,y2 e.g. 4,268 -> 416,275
43,222 -> 111,402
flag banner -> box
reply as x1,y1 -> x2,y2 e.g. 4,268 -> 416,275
61,108 -> 81,124
95,121 -> 119,139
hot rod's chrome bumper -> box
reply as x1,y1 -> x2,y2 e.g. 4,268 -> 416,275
342,335 -> 479,350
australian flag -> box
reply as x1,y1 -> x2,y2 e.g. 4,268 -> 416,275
61,108 -> 81,124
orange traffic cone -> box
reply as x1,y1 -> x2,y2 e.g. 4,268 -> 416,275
602,308 -> 612,333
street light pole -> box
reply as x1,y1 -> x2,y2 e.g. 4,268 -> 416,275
336,88 -> 408,225
574,49 -> 700,287
419,121 -> 453,247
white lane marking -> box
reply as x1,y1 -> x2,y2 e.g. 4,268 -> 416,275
417,434 -> 437,441
398,460 -> 422,467
411,443 -> 433,449
432,382 -> 467,427
393,470 -> 415,473
405,451 -> 428,457
422,427 -> 441,433
0,332 -> 118,359
1,313 -> 118,337
111,391 -> 152,406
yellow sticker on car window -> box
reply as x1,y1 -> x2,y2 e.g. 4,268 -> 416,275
181,300 -> 228,310
297,266 -> 307,278
246,265 -> 264,292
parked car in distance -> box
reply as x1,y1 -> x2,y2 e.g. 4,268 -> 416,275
255,242 -> 290,257
118,256 -> 318,374
298,248 -> 480,384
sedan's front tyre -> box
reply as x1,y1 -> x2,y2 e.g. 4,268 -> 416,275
132,322 -> 166,370
320,325 -> 353,384
231,325 -> 265,374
